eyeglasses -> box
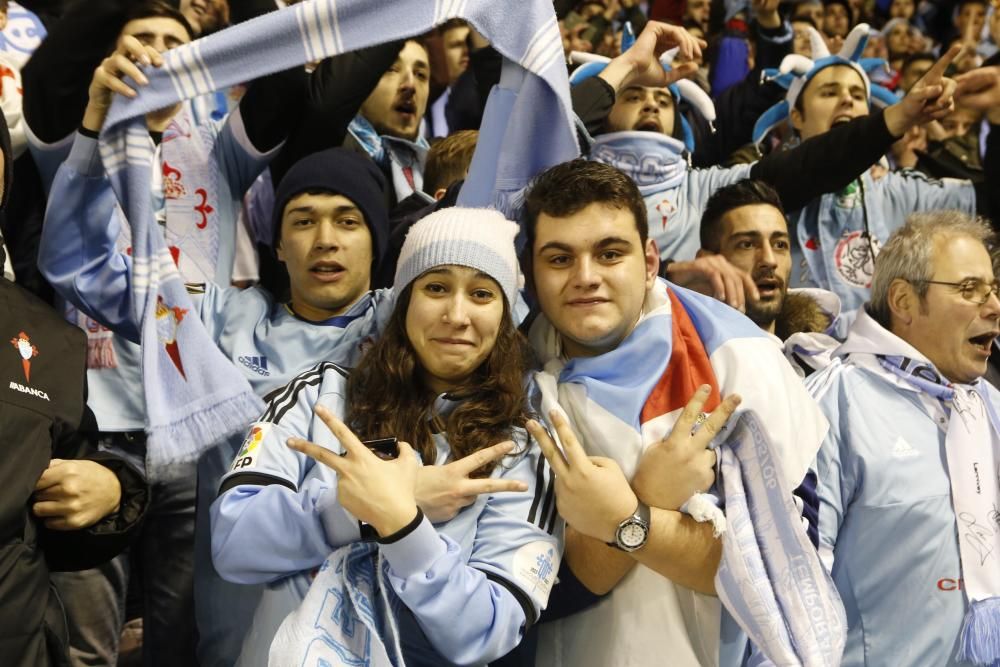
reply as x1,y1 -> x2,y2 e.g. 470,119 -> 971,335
917,279 -> 1000,305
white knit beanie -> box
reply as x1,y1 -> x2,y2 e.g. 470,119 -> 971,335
394,207 -> 521,310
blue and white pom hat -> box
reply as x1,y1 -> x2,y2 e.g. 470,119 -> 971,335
567,23 -> 716,152
751,23 -> 901,144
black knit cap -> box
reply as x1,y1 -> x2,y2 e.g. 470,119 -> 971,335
271,148 -> 389,268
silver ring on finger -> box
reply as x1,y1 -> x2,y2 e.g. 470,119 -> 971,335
690,411 -> 709,436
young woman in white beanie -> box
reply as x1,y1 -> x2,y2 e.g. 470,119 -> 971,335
210,207 -> 562,667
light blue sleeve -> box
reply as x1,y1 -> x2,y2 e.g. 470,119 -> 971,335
879,169 -> 976,228
26,125 -> 74,193
380,438 -> 563,666
37,132 -> 141,342
210,365 -> 360,585
805,364 -> 856,571
685,164 -> 755,207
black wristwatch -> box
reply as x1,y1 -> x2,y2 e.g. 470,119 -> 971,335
609,500 -> 650,552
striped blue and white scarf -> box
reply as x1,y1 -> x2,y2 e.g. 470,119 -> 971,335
98,0 -> 578,478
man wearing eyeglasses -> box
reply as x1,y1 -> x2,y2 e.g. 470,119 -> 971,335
805,210 -> 1000,667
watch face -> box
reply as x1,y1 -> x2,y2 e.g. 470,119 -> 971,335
619,522 -> 647,548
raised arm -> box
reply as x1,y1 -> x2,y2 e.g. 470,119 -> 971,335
38,132 -> 140,341
955,65 -> 1000,220
750,44 -> 964,212
268,40 -> 406,185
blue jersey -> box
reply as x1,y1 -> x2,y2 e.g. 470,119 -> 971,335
805,311 -> 991,667
211,364 -> 562,666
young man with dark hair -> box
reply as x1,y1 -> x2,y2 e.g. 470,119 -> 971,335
899,51 -> 936,92
698,179 -> 791,334
697,180 -> 843,374
823,0 -> 851,38
40,136 -> 399,663
754,35 -> 1000,331
269,38 -> 437,211
521,159 -> 834,667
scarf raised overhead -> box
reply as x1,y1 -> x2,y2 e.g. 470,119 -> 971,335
530,280 -> 843,665
98,0 -> 578,478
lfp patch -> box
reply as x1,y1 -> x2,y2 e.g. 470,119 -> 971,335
512,541 -> 557,601
231,422 -> 270,472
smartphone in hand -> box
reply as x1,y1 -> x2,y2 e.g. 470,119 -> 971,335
361,437 -> 399,460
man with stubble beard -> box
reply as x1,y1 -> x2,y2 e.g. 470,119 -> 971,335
698,179 -> 793,334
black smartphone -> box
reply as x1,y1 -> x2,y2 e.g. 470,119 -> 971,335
361,437 -> 399,460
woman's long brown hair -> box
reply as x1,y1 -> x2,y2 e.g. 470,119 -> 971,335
346,283 -> 533,476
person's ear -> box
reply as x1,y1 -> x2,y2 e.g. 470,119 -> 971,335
887,278 -> 915,328
434,188 -> 448,201
790,106 -> 804,132
696,248 -> 713,258
274,234 -> 285,262
645,238 -> 660,289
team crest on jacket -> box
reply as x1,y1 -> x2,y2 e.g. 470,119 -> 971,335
9,331 -> 38,383
834,231 -> 880,289
513,541 -> 556,598
156,296 -> 189,379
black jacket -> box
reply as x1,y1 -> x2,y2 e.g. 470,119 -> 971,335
0,276 -> 147,667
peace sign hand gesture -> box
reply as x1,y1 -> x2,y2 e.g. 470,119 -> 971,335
415,440 -> 529,523
632,386 -> 741,511
528,411 -> 638,544
288,405 -> 420,538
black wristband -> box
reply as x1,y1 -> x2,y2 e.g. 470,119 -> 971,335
376,508 -> 424,544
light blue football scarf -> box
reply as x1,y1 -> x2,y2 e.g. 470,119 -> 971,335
270,542 -> 404,667
98,0 -> 578,479
347,115 -> 430,203
590,130 -> 689,192
715,412 -> 847,666
877,354 -> 1000,667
